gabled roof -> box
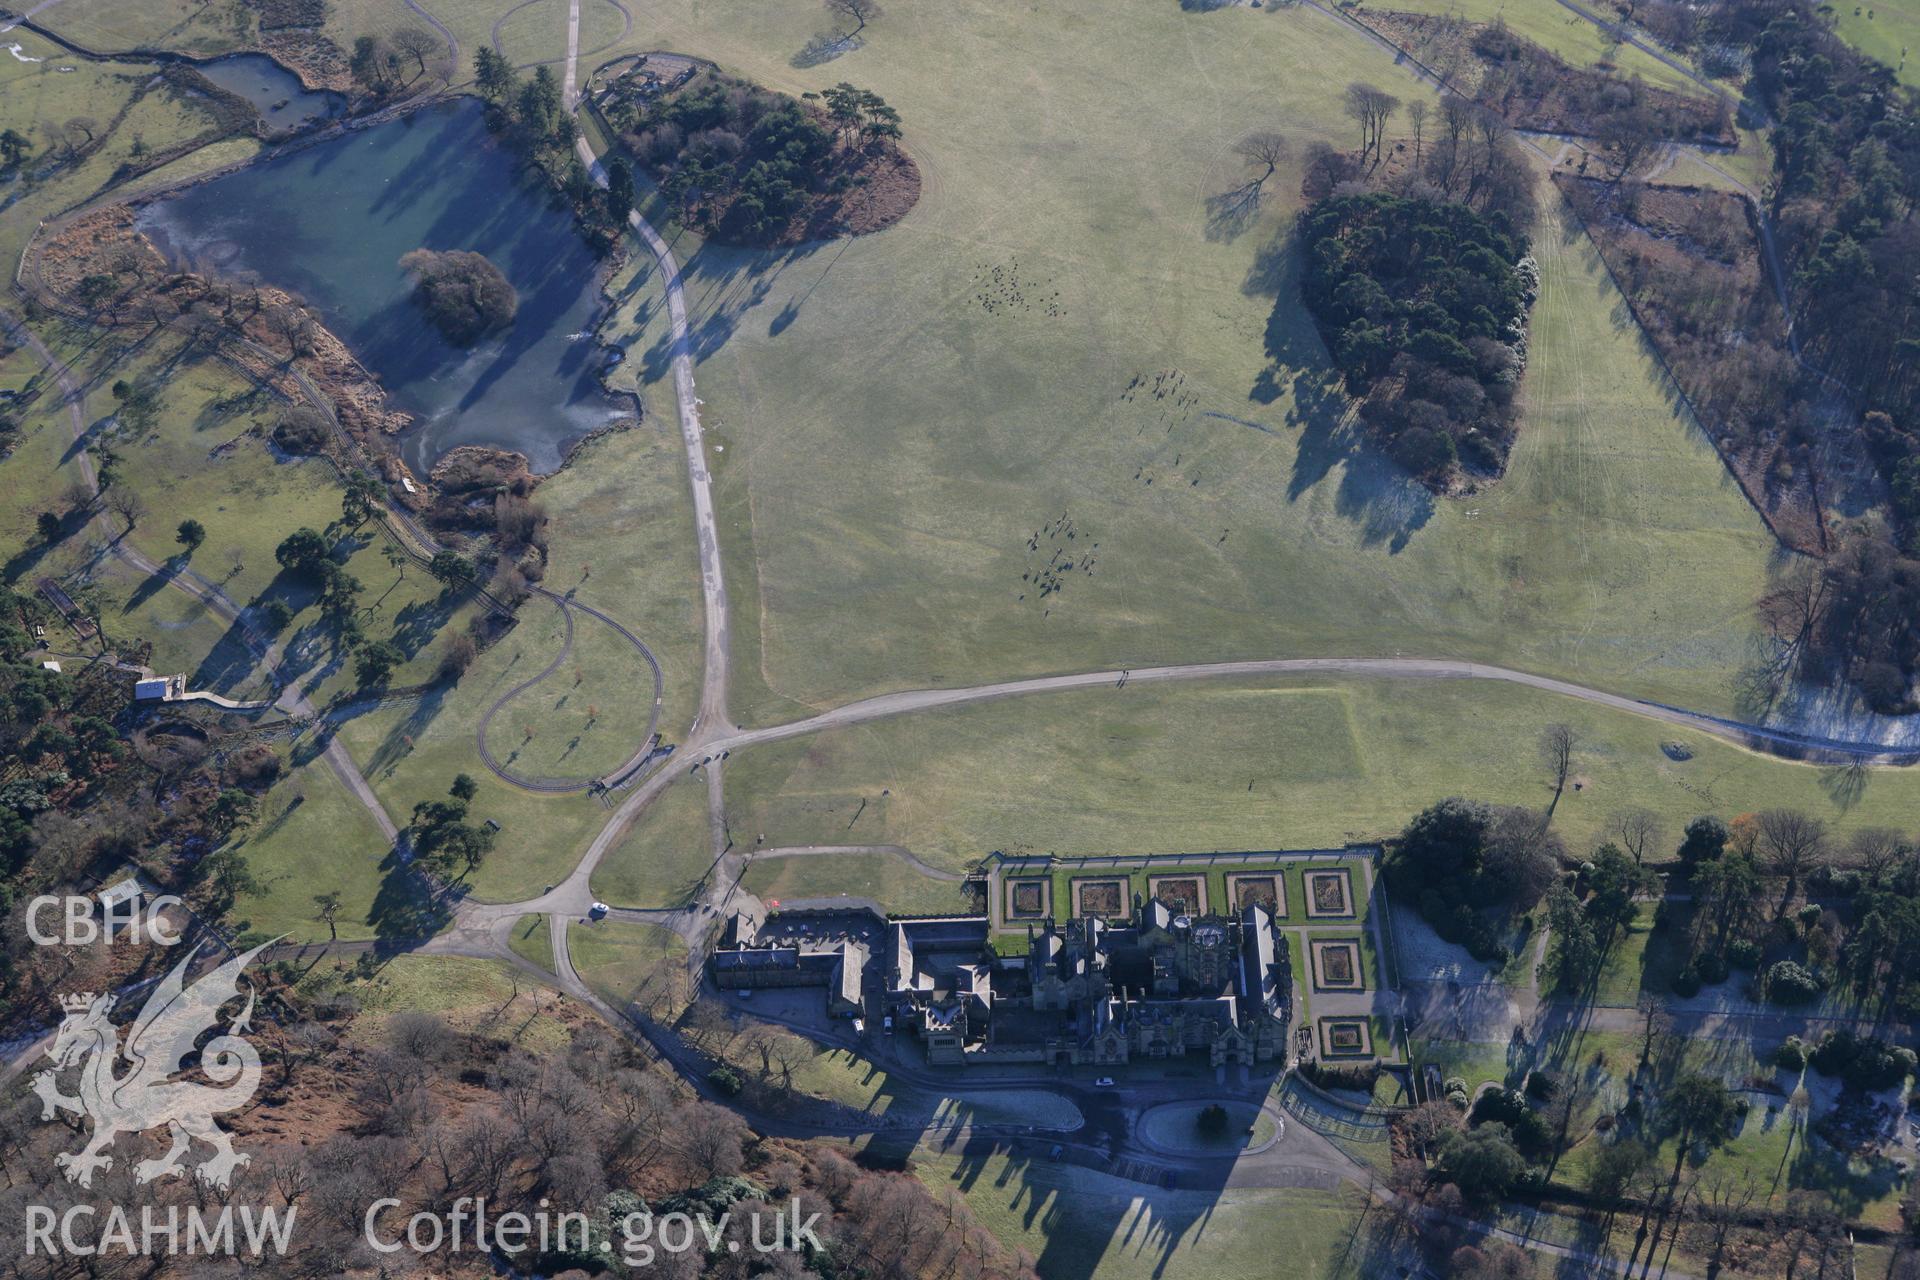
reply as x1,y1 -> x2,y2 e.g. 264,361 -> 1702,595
1237,902 -> 1284,1019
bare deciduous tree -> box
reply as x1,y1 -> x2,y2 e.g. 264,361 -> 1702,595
1610,807 -> 1664,866
827,0 -> 882,38
674,1101 -> 748,1179
1846,826 -> 1907,883
106,487 -> 143,532
1539,722 -> 1577,809
457,1112 -> 516,1191
1431,93 -> 1477,193
1635,991 -> 1672,1071
390,27 -> 440,81
768,1034 -> 816,1092
1484,804 -> 1563,908
1235,131 -> 1290,186
1597,103 -> 1660,183
1759,559 -> 1833,665
1757,809 -> 1829,910
1343,82 -> 1399,171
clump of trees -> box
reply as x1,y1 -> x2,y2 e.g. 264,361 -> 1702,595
472,51 -> 571,159
1296,180 -> 1537,482
611,72 -> 902,242
1654,808 -> 1920,1014
1545,842 -> 1656,994
398,249 -> 518,346
1760,528 -> 1920,713
407,776 -> 496,880
470,51 -> 637,252
348,28 -> 443,100
1386,797 -> 1562,961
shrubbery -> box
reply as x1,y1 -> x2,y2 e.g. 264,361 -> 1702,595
1468,1087 -> 1551,1159
271,406 -> 332,455
1774,1036 -> 1809,1071
1434,1122 -> 1528,1203
1764,960 -> 1824,1006
1809,1030 -> 1916,1091
1300,1059 -> 1380,1093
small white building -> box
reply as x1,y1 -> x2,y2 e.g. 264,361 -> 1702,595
39,660 -> 60,673
98,866 -> 162,914
134,675 -> 182,701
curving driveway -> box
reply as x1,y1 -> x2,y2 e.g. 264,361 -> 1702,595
473,585 -> 664,791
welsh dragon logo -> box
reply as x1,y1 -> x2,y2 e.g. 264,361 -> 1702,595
32,940 -> 275,1190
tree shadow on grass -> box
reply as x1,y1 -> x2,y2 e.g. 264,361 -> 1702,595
792,33 -> 858,68
1819,760 -> 1869,810
330,687 -> 453,775
1203,182 -> 1264,243
367,845 -> 455,944
636,242 -> 822,380
385,591 -> 457,662
1246,229 -> 1433,552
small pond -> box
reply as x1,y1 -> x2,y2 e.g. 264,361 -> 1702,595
195,53 -> 343,134
137,97 -> 630,473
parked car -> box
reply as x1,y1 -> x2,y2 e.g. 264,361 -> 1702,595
588,902 -> 609,918
1094,1077 -> 1115,1087
1048,1144 -> 1064,1161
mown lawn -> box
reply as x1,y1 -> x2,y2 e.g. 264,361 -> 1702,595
739,849 -> 973,916
568,917 -> 686,1010
535,425 -> 707,741
590,773 -> 714,908
721,675 -> 1920,886
508,913 -> 555,973
330,617 -> 635,904
1832,0 -> 1920,85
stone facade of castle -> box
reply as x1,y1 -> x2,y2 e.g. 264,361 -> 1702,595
708,895 -> 1292,1070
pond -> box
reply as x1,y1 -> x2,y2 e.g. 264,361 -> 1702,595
137,97 -> 631,473
194,53 -> 343,135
